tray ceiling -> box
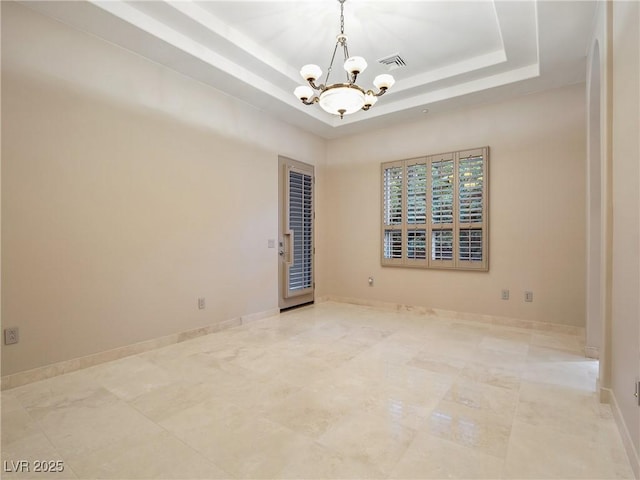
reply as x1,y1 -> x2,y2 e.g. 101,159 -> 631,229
21,0 -> 597,138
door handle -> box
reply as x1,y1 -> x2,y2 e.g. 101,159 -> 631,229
279,250 -> 285,256
283,231 -> 294,265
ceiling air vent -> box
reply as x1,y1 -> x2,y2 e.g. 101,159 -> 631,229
377,53 -> 406,71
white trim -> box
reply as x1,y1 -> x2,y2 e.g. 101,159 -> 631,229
605,387 -> 640,479
324,295 -> 585,337
1,308 -> 279,391
585,345 -> 600,359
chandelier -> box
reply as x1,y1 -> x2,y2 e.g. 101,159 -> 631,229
293,0 -> 395,119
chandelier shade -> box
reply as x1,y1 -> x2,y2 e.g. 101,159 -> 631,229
300,64 -> 322,82
318,84 -> 366,116
294,85 -> 314,101
373,74 -> 396,90
364,92 -> 377,107
293,0 -> 394,119
343,56 -> 367,75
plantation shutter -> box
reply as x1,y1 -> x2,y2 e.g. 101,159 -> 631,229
407,163 -> 427,225
406,161 -> 427,263
381,147 -> 488,270
382,162 -> 404,265
285,167 -> 313,296
429,154 -> 455,268
457,148 -> 487,269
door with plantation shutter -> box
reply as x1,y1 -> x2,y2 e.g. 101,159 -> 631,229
278,157 -> 314,309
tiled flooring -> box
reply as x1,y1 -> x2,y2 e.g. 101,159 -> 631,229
1,301 -> 634,479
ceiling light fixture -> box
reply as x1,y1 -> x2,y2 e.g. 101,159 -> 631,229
294,0 -> 395,120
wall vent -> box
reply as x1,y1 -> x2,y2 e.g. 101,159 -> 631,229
377,53 -> 406,71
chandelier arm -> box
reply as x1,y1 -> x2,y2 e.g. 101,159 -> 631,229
372,87 -> 389,97
307,79 -> 324,91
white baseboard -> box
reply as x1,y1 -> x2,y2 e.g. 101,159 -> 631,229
585,345 -> 600,359
605,387 -> 640,479
1,307 -> 279,391
323,295 -> 586,337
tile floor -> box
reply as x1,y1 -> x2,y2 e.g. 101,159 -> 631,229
1,301 -> 634,479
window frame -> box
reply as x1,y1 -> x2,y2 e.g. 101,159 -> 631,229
380,147 -> 489,271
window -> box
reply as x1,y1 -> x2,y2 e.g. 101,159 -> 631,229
381,147 -> 489,270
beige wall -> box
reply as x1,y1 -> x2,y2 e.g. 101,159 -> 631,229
610,0 -> 640,462
1,3 -> 326,376
586,29 -> 603,359
1,2 -> 593,380
320,84 -> 587,327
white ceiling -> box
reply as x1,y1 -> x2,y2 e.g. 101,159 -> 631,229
22,0 -> 597,139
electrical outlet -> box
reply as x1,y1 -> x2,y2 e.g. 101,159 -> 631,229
4,327 -> 19,345
501,289 -> 510,300
198,297 -> 206,310
525,291 -> 533,302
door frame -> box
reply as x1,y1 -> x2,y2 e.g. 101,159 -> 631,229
278,156 -> 315,310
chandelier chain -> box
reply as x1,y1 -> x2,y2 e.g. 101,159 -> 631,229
325,43 -> 339,86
